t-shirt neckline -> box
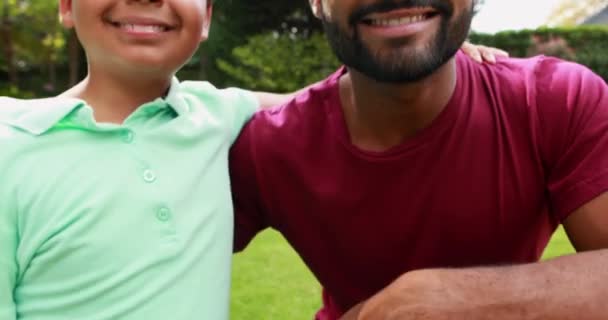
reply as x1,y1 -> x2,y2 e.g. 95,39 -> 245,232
326,57 -> 465,160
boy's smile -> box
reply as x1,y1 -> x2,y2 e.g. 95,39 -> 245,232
59,0 -> 212,78
103,15 -> 177,40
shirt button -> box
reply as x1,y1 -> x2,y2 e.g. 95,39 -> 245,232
122,130 -> 134,143
157,207 -> 172,222
143,169 -> 157,183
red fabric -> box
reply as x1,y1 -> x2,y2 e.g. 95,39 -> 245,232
229,53 -> 608,320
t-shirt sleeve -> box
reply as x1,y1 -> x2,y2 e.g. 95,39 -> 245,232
229,116 -> 270,252
534,57 -> 608,222
224,88 -> 260,144
0,185 -> 18,320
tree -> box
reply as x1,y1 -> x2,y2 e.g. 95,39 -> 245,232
217,32 -> 338,92
1,0 -> 18,86
199,0 -> 321,85
547,0 -> 608,26
0,1 -> 71,92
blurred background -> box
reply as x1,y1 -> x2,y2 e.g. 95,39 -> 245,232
1,0 -> 607,98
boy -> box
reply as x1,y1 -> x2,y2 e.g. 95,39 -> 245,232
0,1 -> 252,319
0,0 -> 502,319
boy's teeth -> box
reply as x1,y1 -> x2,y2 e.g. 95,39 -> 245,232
120,23 -> 166,33
370,15 -> 427,26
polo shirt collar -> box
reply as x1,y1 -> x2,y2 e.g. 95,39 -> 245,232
0,96 -> 84,135
164,77 -> 189,116
0,77 -> 187,135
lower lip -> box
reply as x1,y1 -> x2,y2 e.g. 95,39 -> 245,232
359,15 -> 440,38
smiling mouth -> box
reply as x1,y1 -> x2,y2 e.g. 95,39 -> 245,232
104,18 -> 175,34
360,8 -> 440,27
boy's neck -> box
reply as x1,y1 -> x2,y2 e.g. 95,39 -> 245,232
61,67 -> 173,124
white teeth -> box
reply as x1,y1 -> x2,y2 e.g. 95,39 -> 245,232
119,23 -> 167,33
370,15 -> 427,26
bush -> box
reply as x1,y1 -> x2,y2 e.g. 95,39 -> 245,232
217,32 -> 339,92
0,86 -> 35,99
470,26 -> 608,81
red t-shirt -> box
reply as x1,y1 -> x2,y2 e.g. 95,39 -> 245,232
229,52 -> 608,320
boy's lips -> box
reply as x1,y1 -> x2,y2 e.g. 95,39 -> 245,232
104,16 -> 177,34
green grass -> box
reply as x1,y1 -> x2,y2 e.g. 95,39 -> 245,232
231,227 -> 575,319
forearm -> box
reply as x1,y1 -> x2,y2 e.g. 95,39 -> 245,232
253,91 -> 295,109
358,249 -> 608,320
436,250 -> 608,319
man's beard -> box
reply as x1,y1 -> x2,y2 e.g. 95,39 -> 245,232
322,0 -> 474,83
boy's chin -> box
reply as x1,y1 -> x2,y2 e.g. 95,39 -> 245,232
114,55 -> 183,74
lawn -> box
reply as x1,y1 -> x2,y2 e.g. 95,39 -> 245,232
231,227 -> 575,319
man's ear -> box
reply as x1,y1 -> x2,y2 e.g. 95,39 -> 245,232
58,0 -> 75,28
201,1 -> 213,42
309,0 -> 322,19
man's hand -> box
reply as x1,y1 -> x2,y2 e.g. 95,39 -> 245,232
339,302 -> 364,320
350,269 -> 471,320
461,41 -> 509,64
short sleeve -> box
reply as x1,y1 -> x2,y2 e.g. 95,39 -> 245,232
534,57 -> 608,221
178,81 -> 259,145
0,179 -> 18,319
229,116 -> 270,252
223,88 -> 259,144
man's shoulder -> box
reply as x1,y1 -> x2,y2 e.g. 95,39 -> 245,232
463,53 -> 600,91
492,55 -> 607,109
459,53 -> 605,116
245,70 -> 341,135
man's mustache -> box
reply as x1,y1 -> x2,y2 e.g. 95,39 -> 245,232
348,0 -> 453,26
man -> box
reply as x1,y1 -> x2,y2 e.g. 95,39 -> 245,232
229,0 -> 608,319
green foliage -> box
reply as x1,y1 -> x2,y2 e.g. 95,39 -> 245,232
0,85 -> 33,98
1,1 -> 69,93
470,26 -> 608,81
217,32 -> 339,92
203,1 -> 321,86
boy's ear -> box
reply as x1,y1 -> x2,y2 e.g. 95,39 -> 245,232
58,0 -> 75,28
310,0 -> 322,19
200,1 -> 213,42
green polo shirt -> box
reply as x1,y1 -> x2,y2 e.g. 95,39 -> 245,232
0,78 -> 258,320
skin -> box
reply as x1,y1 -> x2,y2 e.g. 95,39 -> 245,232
58,0 -> 212,123
306,0 -> 608,319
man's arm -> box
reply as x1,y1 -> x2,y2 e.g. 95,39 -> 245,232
343,193 -> 608,320
253,42 -> 508,109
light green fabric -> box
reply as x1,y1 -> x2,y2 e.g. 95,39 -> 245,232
0,78 -> 258,320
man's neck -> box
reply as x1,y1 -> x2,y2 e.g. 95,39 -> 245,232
61,66 -> 173,124
340,57 -> 458,152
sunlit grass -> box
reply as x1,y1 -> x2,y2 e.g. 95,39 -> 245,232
231,227 -> 574,319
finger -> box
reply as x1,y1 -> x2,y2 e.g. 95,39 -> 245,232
490,48 -> 510,57
461,42 -> 483,63
481,49 -> 497,64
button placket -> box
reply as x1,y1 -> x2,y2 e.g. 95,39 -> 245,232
122,130 -> 134,143
156,205 -> 178,239
143,169 -> 157,183
157,207 -> 172,222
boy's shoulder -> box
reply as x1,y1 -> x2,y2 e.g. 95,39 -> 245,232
175,81 -> 258,137
0,96 -> 82,136
177,80 -> 258,111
